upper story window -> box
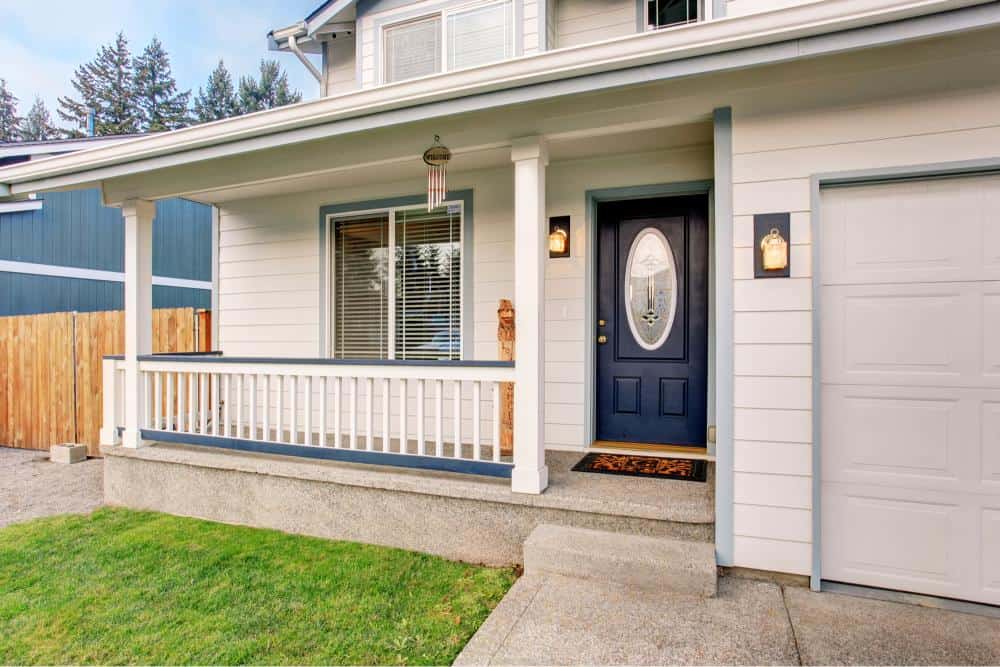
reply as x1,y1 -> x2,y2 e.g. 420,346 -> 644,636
383,0 -> 514,84
646,0 -> 699,30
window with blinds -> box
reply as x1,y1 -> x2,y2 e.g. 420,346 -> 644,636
332,204 -> 462,361
447,1 -> 513,71
384,16 -> 442,83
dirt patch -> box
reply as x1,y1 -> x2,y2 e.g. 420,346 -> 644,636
0,447 -> 103,528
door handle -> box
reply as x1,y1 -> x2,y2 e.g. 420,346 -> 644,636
597,335 -> 608,344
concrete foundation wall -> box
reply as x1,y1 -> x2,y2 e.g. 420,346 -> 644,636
104,447 -> 711,565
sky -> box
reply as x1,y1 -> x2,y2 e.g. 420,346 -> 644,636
0,0 -> 323,132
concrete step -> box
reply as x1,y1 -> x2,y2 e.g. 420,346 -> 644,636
523,524 -> 717,597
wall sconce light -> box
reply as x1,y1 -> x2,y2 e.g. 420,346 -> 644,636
549,216 -> 570,258
754,212 -> 791,278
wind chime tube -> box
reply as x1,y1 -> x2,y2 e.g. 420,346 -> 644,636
427,163 -> 447,212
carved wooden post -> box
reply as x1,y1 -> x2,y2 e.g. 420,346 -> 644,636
497,299 -> 515,455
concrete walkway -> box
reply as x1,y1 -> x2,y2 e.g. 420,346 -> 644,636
457,574 -> 1000,665
0,446 -> 103,527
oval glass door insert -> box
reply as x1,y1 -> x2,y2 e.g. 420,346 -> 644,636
624,227 -> 677,350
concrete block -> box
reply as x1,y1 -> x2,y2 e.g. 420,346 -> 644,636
523,524 -> 718,597
50,443 -> 87,464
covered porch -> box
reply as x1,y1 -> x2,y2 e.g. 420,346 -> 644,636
95,90 -> 730,496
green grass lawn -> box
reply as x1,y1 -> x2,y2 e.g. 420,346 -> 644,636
0,508 -> 516,665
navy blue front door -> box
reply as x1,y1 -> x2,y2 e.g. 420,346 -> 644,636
595,195 -> 709,446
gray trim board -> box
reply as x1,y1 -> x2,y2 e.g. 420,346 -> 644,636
712,106 -> 734,568
142,429 -> 514,478
584,179 -> 714,449
808,155 -> 1000,594
318,189 -> 474,359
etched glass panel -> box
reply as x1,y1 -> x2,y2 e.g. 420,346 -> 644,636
625,228 -> 677,350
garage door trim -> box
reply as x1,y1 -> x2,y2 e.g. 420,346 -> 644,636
809,156 -> 1000,593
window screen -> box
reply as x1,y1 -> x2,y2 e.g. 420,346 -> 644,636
384,16 -> 441,83
332,204 -> 461,360
447,1 -> 513,71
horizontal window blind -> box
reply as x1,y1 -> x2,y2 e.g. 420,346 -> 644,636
333,213 -> 389,359
447,1 -> 513,71
395,207 -> 461,360
332,204 -> 461,360
384,16 -> 441,83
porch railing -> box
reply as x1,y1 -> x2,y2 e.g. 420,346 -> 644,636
101,355 -> 515,477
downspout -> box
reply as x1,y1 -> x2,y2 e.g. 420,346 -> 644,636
288,34 -> 323,84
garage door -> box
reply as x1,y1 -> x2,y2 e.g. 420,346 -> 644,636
820,173 -> 1000,605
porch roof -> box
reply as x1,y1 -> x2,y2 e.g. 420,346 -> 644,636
0,0 -> 993,201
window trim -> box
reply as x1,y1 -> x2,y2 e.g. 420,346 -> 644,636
323,195 -> 471,361
380,0 -> 517,85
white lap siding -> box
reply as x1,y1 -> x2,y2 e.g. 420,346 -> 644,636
731,75 -> 1000,574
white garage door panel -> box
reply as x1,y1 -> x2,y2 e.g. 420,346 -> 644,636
822,282 -> 1000,388
821,175 -> 1000,286
821,174 -> 1000,606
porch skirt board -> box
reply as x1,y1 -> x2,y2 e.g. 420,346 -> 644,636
103,448 -> 711,566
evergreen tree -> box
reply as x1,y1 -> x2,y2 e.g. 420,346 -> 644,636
58,32 -> 138,137
193,60 -> 237,123
19,97 -> 57,141
237,60 -> 302,114
133,36 -> 191,132
0,79 -> 21,142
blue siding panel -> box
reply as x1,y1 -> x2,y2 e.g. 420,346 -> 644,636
0,188 -> 212,316
0,272 -> 209,317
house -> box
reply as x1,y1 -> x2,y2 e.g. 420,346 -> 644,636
1,0 -> 998,609
0,137 -> 213,317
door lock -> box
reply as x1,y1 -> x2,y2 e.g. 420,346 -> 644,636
597,335 -> 608,344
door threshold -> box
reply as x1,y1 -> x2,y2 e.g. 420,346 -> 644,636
590,440 -> 715,462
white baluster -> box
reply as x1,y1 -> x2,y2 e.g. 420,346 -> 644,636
154,372 -> 162,430
453,380 -> 462,458
305,376 -> 313,446
222,374 -> 231,437
332,377 -> 342,448
175,373 -> 182,432
435,379 -> 444,457
349,377 -> 358,449
473,381 -> 481,461
236,374 -> 245,439
318,377 -> 327,447
187,373 -> 195,433
416,380 -> 425,456
492,381 -> 501,462
199,373 -> 208,434
275,375 -> 284,443
211,374 -> 220,436
365,377 -> 374,451
249,374 -> 259,440
383,378 -> 391,453
143,372 -> 151,429
289,375 -> 298,445
398,378 -> 407,454
263,375 -> 271,441
165,372 -> 174,432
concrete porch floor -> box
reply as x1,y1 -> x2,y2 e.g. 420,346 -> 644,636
457,574 -> 1000,665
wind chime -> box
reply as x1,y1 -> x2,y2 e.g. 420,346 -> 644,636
423,135 -> 451,211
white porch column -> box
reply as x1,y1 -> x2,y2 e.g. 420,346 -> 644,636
122,199 -> 155,448
510,136 -> 549,494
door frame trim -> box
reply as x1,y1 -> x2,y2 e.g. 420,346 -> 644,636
809,156 -> 1000,593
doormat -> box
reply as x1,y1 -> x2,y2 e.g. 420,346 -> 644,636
572,453 -> 707,482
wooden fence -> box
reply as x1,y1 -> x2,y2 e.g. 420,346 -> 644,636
0,308 -> 211,456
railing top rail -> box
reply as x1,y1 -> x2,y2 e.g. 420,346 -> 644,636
106,354 -> 514,369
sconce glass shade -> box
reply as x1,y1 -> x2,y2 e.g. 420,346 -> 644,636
760,228 -> 789,271
549,228 -> 568,255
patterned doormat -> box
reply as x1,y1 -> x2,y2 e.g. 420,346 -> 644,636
572,453 -> 707,482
